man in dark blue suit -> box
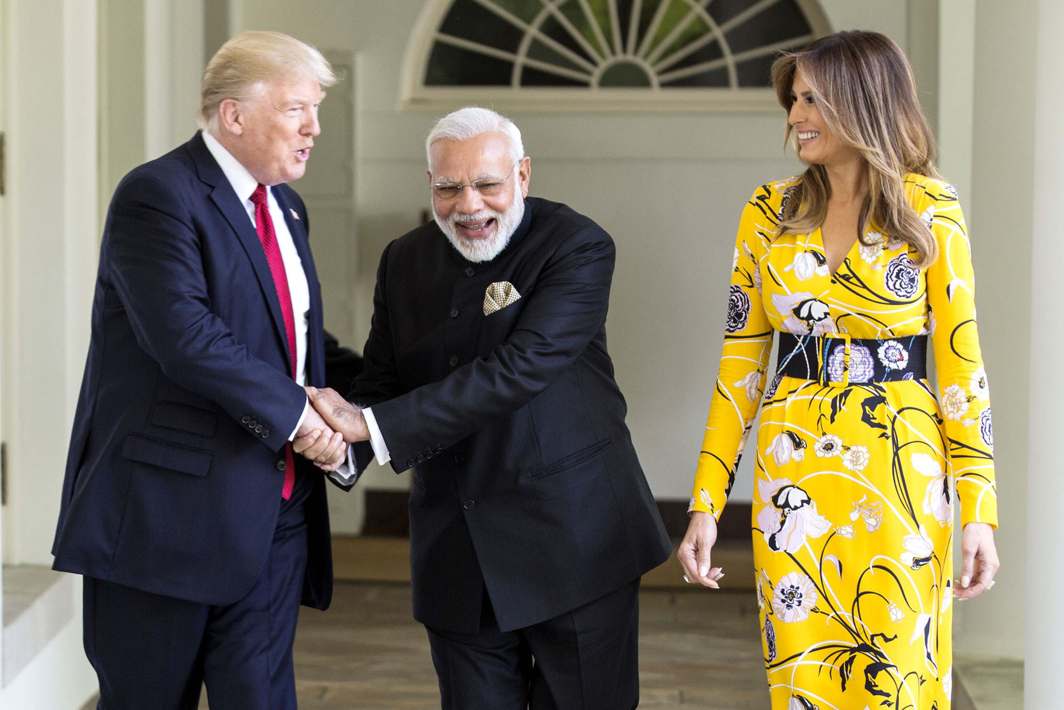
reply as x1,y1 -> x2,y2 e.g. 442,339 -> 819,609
305,107 -> 672,709
52,31 -> 348,709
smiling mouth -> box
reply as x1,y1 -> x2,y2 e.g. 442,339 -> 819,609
296,147 -> 312,161
454,218 -> 497,239
797,130 -> 820,142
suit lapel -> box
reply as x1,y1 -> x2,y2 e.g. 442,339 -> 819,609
189,133 -> 290,358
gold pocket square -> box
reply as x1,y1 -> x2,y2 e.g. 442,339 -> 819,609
483,281 -> 521,316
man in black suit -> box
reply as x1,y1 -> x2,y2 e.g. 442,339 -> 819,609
52,32 -> 349,709
304,107 -> 671,709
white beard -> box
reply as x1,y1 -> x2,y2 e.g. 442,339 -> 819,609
433,188 -> 525,263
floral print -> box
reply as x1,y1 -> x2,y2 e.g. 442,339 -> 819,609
757,479 -> 831,554
884,253 -> 921,298
841,445 -> 870,473
980,408 -> 994,448
726,285 -> 751,332
772,572 -> 818,623
941,384 -> 969,420
766,431 -> 806,465
786,250 -> 829,280
851,496 -> 884,533
827,343 -> 875,383
690,175 -> 997,708
814,434 -> 842,457
877,340 -> 910,370
772,292 -> 835,336
913,452 -> 952,526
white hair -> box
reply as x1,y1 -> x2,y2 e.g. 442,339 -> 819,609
200,31 -> 336,132
425,107 -> 525,170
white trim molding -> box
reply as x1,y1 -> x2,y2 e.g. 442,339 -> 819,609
400,0 -> 831,112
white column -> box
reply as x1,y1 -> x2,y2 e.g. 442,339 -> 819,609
948,0 -> 1035,661
936,0 -> 975,200
3,0 -> 98,566
1025,0 -> 1064,704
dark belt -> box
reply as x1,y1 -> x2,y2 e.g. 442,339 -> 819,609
776,332 -> 928,386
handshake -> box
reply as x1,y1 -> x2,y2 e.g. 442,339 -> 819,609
292,387 -> 369,472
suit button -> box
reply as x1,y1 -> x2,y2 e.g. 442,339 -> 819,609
450,308 -> 459,318
462,499 -> 476,511
262,428 -> 271,438
254,424 -> 263,432
241,416 -> 251,424
276,459 -> 287,472
464,267 -> 475,277
448,355 -> 459,367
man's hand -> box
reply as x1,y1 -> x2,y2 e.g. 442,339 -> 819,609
307,387 -> 370,443
677,512 -> 725,589
292,399 -> 347,471
954,522 -> 1000,600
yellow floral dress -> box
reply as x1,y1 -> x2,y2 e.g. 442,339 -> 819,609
689,174 -> 998,710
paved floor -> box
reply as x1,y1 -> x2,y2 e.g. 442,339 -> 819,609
288,582 -> 768,710
78,582 -> 1022,708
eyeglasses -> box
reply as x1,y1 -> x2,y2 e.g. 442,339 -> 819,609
431,160 -> 521,201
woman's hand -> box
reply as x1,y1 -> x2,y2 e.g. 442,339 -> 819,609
677,512 -> 725,589
954,522 -> 999,600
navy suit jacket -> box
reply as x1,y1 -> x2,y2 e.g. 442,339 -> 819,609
52,132 -> 334,609
352,198 -> 671,633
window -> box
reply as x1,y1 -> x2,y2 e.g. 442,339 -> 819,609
401,0 -> 831,110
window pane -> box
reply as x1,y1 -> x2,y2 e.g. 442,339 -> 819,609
440,0 -> 525,54
724,1 -> 811,55
539,14 -> 598,66
736,53 -> 780,87
425,43 -> 513,86
520,66 -> 588,87
525,38 -> 589,74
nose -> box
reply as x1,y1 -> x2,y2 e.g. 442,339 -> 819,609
455,184 -> 485,214
303,105 -> 321,137
788,100 -> 804,127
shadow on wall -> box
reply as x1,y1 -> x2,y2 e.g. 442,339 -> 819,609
358,213 -> 430,275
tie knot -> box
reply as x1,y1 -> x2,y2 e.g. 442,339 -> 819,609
251,183 -> 268,207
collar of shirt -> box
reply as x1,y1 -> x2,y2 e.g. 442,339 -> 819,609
202,130 -> 269,224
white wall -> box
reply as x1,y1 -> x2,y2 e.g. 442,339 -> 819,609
943,0 -> 1034,663
1026,0 -> 1064,697
1,0 -> 102,704
237,0 -> 916,505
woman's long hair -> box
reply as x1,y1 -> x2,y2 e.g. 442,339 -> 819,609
770,31 -> 939,266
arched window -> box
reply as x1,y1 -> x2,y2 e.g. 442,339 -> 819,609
400,0 -> 831,111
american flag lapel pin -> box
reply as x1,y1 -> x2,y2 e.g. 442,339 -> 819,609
289,208 -> 301,221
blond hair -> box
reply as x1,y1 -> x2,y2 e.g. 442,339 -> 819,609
200,31 -> 336,132
771,31 -> 939,266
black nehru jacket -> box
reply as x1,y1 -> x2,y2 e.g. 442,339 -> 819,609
350,197 -> 672,633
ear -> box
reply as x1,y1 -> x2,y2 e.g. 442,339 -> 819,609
217,98 -> 244,137
517,156 -> 531,198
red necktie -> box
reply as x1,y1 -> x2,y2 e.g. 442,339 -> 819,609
251,184 -> 297,500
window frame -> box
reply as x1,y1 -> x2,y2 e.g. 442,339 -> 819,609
399,0 -> 832,112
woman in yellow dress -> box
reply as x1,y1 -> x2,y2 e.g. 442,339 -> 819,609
677,31 -> 1000,709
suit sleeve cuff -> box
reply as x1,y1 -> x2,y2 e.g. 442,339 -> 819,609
363,406 -> 391,465
288,398 -> 310,442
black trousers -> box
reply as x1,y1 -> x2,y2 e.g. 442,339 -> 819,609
83,497 -> 308,710
426,579 -> 641,710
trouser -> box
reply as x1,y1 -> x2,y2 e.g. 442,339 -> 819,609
83,499 -> 308,710
426,579 -> 641,710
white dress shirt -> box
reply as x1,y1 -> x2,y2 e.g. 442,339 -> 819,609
202,131 -> 311,438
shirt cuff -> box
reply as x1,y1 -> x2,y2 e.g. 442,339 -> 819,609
363,407 -> 391,465
327,446 -> 359,485
287,398 -> 310,442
